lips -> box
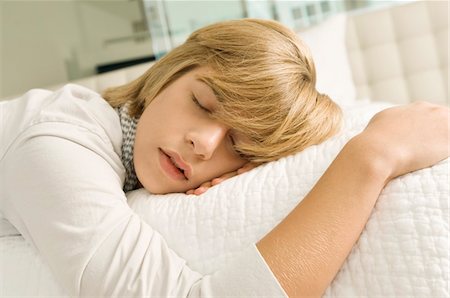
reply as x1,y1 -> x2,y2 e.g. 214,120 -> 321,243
159,148 -> 192,181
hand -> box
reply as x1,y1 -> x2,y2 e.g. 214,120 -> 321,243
186,162 -> 258,195
358,101 -> 450,180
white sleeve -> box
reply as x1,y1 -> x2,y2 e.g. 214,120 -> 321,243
0,123 -> 286,297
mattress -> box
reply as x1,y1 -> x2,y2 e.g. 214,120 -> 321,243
1,101 -> 448,297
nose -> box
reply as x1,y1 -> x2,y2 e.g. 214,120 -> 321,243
187,122 -> 228,160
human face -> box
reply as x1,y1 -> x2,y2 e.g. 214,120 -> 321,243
133,67 -> 248,194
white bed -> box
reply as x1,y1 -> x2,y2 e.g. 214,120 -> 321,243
1,1 -> 448,296
1,100 -> 448,296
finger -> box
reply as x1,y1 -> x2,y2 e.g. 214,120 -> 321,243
237,163 -> 257,174
186,189 -> 195,195
242,162 -> 257,171
200,181 -> 212,188
194,186 -> 209,196
211,178 -> 224,186
237,168 -> 245,174
211,171 -> 238,185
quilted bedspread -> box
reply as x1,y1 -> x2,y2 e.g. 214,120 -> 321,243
1,101 -> 448,297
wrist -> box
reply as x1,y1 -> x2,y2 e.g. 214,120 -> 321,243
343,133 -> 394,186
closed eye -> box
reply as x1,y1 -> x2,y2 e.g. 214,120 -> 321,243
229,134 -> 236,146
192,94 -> 210,113
229,133 -> 246,158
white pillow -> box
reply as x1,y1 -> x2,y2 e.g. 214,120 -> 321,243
298,15 -> 357,105
128,101 -> 449,297
128,101 -> 384,274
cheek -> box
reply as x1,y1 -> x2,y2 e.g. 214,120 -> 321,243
133,133 -> 154,182
210,150 -> 247,176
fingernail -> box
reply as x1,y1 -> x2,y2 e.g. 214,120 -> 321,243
194,188 -> 205,195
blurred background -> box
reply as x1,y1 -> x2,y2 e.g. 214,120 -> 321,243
0,0 -> 415,99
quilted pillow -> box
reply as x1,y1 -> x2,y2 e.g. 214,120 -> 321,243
1,101 -> 447,297
128,100 -> 449,297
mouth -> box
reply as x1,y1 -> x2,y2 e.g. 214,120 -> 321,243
158,148 -> 191,181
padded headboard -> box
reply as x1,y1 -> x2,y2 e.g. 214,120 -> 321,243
346,1 -> 448,105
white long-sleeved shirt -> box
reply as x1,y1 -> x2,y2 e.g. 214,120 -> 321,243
0,84 -> 287,297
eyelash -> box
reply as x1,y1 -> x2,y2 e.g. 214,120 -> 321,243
229,134 -> 236,146
229,134 -> 247,158
191,94 -> 210,113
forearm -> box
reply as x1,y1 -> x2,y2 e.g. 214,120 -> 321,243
257,134 -> 391,297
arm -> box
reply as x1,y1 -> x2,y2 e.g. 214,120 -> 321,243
257,135 -> 388,296
257,102 -> 450,297
0,125 -> 285,296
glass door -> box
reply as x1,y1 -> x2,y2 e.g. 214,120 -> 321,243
143,0 -> 396,60
144,0 -> 248,57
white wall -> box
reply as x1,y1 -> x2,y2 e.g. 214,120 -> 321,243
1,1 -> 80,97
0,2 -> 4,98
76,1 -> 152,67
0,0 -> 153,98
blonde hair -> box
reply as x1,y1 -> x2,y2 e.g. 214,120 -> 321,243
103,18 -> 342,163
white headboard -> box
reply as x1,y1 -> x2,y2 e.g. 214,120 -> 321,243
346,1 -> 448,105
